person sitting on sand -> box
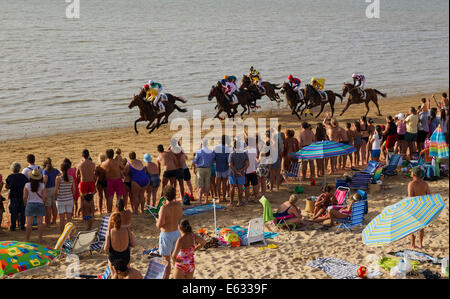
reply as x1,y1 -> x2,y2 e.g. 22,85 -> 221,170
408,166 -> 431,249
312,185 -> 337,220
312,193 -> 362,226
171,219 -> 206,279
110,258 -> 142,279
275,194 -> 302,226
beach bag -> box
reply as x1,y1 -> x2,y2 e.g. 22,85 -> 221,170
182,194 -> 191,205
256,164 -> 269,178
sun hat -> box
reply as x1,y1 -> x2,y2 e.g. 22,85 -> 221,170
143,153 -> 152,163
396,113 -> 405,120
29,168 -> 42,180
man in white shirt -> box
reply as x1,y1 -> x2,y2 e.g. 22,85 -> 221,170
244,137 -> 259,203
22,154 -> 42,180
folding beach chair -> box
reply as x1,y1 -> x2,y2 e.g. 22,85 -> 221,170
259,196 -> 296,231
97,265 -> 111,279
246,218 -> 267,246
282,161 -> 301,187
356,189 -> 368,215
327,186 -> 350,211
70,230 -> 98,255
383,154 -> 401,176
90,214 -> 110,252
335,200 -> 366,233
144,197 -> 166,220
348,171 -> 371,190
144,257 -> 168,279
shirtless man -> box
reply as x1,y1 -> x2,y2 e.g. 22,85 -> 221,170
170,140 -> 192,200
156,186 -> 183,279
323,114 -> 342,174
102,149 -> 125,213
157,145 -> 178,191
408,166 -> 431,249
299,122 -> 316,179
77,149 -> 96,230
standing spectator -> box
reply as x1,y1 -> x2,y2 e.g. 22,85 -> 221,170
228,140 -> 249,207
156,186 -> 183,279
408,167 -> 431,248
382,116 -> 398,161
22,154 -> 42,180
394,113 -> 407,157
438,108 -> 449,144
0,174 -> 4,227
178,140 -> 194,198
157,145 -> 178,191
5,162 -> 28,231
42,157 -> 60,228
429,108 -> 440,137
365,119 -> 376,164
283,130 -> 300,173
54,162 -> 74,233
336,121 -> 349,170
256,134 -> 271,196
192,139 -> 215,204
171,141 -> 189,200
370,125 -> 384,162
144,154 -> 160,207
315,123 -> 328,176
352,122 -> 362,167
405,107 -> 419,158
214,135 -> 232,204
125,152 -> 149,214
64,158 -> 80,217
359,116 -> 370,165
244,137 -> 259,203
269,129 -> 283,192
417,107 -> 429,152
77,149 -> 96,230
323,115 -> 340,174
102,149 -> 125,214
299,122 -> 316,179
345,123 -> 356,168
95,154 -> 107,215
24,169 -> 46,242
432,93 -> 449,111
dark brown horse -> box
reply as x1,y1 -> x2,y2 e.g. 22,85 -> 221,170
241,75 -> 282,103
302,84 -> 343,118
129,92 -> 159,134
280,82 -> 306,120
340,83 -> 385,117
208,82 -> 253,119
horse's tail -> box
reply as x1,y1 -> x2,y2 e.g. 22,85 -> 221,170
334,93 -> 343,103
374,89 -> 387,98
171,95 -> 187,103
174,104 -> 187,113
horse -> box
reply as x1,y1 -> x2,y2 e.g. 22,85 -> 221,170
241,75 -> 282,103
340,83 -> 385,117
280,82 -> 306,120
208,82 -> 253,119
128,91 -> 159,134
302,84 -> 343,118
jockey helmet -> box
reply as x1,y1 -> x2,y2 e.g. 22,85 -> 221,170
144,84 -> 149,89
311,77 -> 316,83
352,73 -> 358,78
148,80 -> 154,86
224,75 -> 229,80
250,66 -> 254,71
288,75 -> 293,80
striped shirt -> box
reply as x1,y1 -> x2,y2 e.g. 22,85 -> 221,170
57,176 -> 73,202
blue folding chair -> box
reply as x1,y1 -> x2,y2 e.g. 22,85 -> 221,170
348,172 -> 371,190
356,190 -> 368,215
90,214 -> 110,252
335,200 -> 366,232
383,154 -> 401,176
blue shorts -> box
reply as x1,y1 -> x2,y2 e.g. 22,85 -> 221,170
229,176 -> 245,186
216,169 -> 230,179
25,202 -> 45,217
159,230 -> 181,257
371,149 -> 381,158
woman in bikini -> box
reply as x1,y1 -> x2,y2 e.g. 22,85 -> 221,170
312,193 -> 361,226
275,194 -> 302,226
104,212 -> 136,278
172,219 -> 206,279
312,185 -> 337,220
124,152 -> 149,214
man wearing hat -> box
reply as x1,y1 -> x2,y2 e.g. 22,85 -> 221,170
24,168 -> 46,242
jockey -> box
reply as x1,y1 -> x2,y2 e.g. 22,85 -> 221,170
311,77 -> 327,102
220,78 -> 233,102
249,66 -> 262,86
224,75 -> 238,102
288,74 -> 303,98
146,80 -> 165,113
352,73 -> 366,97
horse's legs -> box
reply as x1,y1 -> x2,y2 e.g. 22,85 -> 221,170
315,103 -> 326,119
134,117 -> 144,134
364,101 -> 370,117
329,97 -> 335,117
240,104 -> 247,118
372,97 -> 382,116
340,102 -> 352,116
292,107 -> 301,120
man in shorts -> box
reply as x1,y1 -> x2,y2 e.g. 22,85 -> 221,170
408,167 -> 431,249
244,137 -> 259,203
193,139 -> 215,204
214,135 -> 232,203
156,186 -> 183,279
405,107 -> 419,157
169,140 -> 192,200
102,149 -> 125,214
228,140 -> 249,207
157,144 -> 178,192
77,149 -> 96,230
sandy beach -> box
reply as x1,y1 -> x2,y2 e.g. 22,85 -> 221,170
1,91 -> 448,279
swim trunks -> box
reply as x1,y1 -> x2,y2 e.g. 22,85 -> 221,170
163,169 -> 178,179
80,181 -> 96,194
159,230 -> 181,256
107,178 -> 125,198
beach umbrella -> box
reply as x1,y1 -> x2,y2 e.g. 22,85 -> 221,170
0,241 -> 60,277
429,125 -> 448,159
362,194 -> 445,247
291,141 -> 356,184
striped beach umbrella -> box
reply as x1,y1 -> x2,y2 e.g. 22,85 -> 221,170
362,194 -> 445,247
291,141 -> 356,184
429,125 -> 448,159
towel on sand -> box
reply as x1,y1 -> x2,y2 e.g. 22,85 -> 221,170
182,204 -> 226,216
307,257 -> 383,279
388,250 -> 442,265
225,225 -> 279,239
378,257 -> 420,271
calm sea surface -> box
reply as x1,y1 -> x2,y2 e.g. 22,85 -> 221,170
0,0 -> 449,141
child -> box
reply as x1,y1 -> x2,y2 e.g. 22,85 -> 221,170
312,185 -> 337,220
171,219 -> 206,279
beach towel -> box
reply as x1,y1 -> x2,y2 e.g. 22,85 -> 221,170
388,250 -> 442,265
182,204 -> 226,216
378,257 -> 420,271
225,225 -> 279,239
306,257 -> 383,279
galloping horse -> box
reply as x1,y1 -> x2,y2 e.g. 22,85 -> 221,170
302,84 -> 343,118
208,82 -> 253,119
129,89 -> 187,134
280,82 -> 305,120
241,75 -> 282,103
340,83 -> 385,117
